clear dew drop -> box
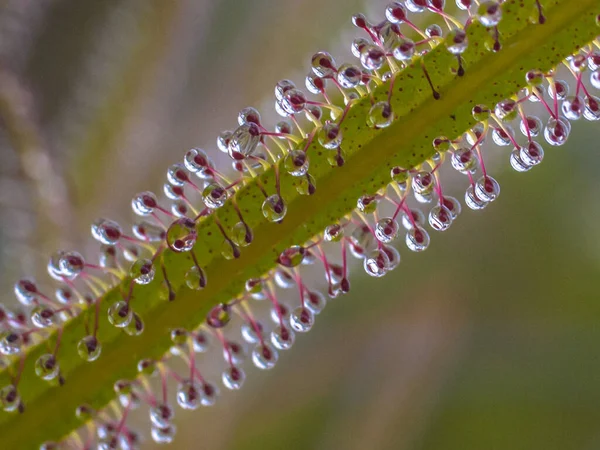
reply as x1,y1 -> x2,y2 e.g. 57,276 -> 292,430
185,266 -> 206,290
271,325 -> 295,350
405,226 -> 430,252
274,269 -> 295,289
91,218 -> 122,245
478,1 -> 502,27
108,301 -> 133,328
222,366 -> 246,390
230,221 -> 253,247
491,125 -> 514,146
374,217 -> 399,243
166,218 -> 197,253
445,29 -> 468,55
129,258 -> 155,285
223,340 -> 245,365
35,354 -> 59,381
0,385 -> 19,412
450,147 -> 477,174
510,148 -> 532,172
359,45 -> 386,71
124,313 -> 145,337
199,382 -> 219,407
304,290 -> 327,314
131,191 -> 157,216
297,173 -> 316,196
561,95 -> 584,121
311,51 -> 336,78
202,183 -> 228,209
280,89 -> 307,115
77,335 -> 101,362
283,149 -> 309,176
336,63 -> 362,88
132,221 -> 165,242
151,425 -> 176,445
206,303 -> 231,329
0,331 -> 22,355
494,98 -> 518,121
318,122 -> 343,149
262,194 -> 287,222
544,117 -> 571,146
583,96 -> 600,121
14,278 -> 37,306
475,175 -> 500,202
176,380 -> 201,410
367,101 -> 394,128
241,322 -> 262,344
193,330 -> 210,353
520,115 -> 542,137
228,123 -> 260,159
428,205 -> 453,231
412,171 -> 435,195
275,79 -> 296,101
392,38 -> 416,61
363,249 -> 390,277
252,343 -> 279,370
381,245 -> 401,271
31,306 -> 56,328
520,141 -> 544,166
278,245 -> 306,268
150,403 -> 174,429
58,251 -> 85,279
290,307 -> 315,333
465,185 -> 489,210
405,0 -> 426,13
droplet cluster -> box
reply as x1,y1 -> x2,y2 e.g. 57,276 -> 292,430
1,1 -> 599,449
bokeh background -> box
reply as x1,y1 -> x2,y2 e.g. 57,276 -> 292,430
1,1 -> 599,449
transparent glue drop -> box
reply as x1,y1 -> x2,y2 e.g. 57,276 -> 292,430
108,301 -> 133,328
381,245 -> 401,271
35,354 -> 59,381
510,148 -> 532,172
91,218 -> 122,245
150,403 -> 174,428
405,226 -> 430,252
583,95 -> 600,121
130,258 -> 154,285
290,307 -> 315,333
428,205 -> 453,231
252,343 -> 279,370
14,278 -> 38,306
278,245 -> 306,267
228,123 -> 260,159
0,331 -> 22,355
318,123 -> 342,149
446,29 -> 468,54
58,251 -> 85,279
475,175 -> 500,202
0,385 -> 20,412
364,249 -> 390,277
442,196 -> 462,219
31,306 -> 56,328
185,266 -> 206,290
77,335 -> 101,361
283,149 -> 309,176
412,171 -> 435,195
241,322 -> 262,344
131,191 -> 157,216
336,63 -> 362,88
192,330 -> 210,353
206,303 -> 231,328
451,147 -> 477,173
222,366 -> 246,390
166,218 -> 197,252
561,96 -> 584,121
520,115 -> 542,137
199,382 -> 219,406
176,380 -> 201,410
202,183 -> 228,209
132,221 -> 165,242
230,221 -> 253,248
392,38 -> 416,61
478,1 -> 502,27
262,195 -> 287,222
305,290 -> 327,314
367,102 -> 394,128
520,141 -> 544,166
544,118 -> 570,146
465,185 -> 489,210
223,340 -> 245,365
151,425 -> 176,445
360,45 -> 386,71
491,125 -> 514,146
124,313 -> 144,337
280,89 -> 307,115
311,51 -> 336,78
406,0 -> 426,12
271,325 -> 295,350
375,217 -> 399,243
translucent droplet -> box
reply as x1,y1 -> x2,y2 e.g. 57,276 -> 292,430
151,425 -> 176,444
223,340 -> 245,365
130,258 -> 154,285
0,332 -> 22,355
425,24 -> 443,38
280,89 -> 307,115
274,79 -> 296,101
519,141 -> 544,166
474,175 -> 500,202
217,130 -> 232,153
222,366 -> 246,390
91,218 -> 122,245
202,183 -> 228,209
544,117 -> 570,146
428,205 -> 453,231
297,174 -> 316,195
456,0 -> 473,11
519,115 -> 542,137
494,98 -> 518,121
108,301 -> 133,328
124,313 -> 144,337
14,278 -> 38,306
392,38 -> 416,61
283,149 -> 309,176
336,63 -> 362,88
306,72 -> 325,94
58,251 -> 85,279
311,51 -> 336,78
405,226 -> 430,252
77,335 -> 101,361
318,122 -> 342,149
375,217 -> 399,243
360,45 -> 385,71
412,171 -> 434,195
406,0 -> 426,13
132,221 -> 165,242
441,196 -> 462,219
238,106 -> 261,126
350,224 -> 378,256
183,265 -> 206,290
351,37 -> 370,58
491,125 -> 514,146
510,148 -> 532,172
583,95 -> 600,121
206,303 -> 231,329
381,245 -> 401,271
562,95 -> 584,121
0,385 -> 20,412
228,123 -> 260,159
324,223 -> 344,242
199,382 -> 219,406
274,269 -> 295,289
451,147 -> 477,173
241,322 -> 262,344
465,185 -> 489,210
364,249 -> 390,277
304,290 -> 326,314
278,246 -> 305,267
478,1 -> 502,27
446,29 -> 468,54
131,191 -> 157,216
166,218 -> 197,253
591,70 -> 600,90
367,101 -> 394,128
290,307 -> 314,333
271,325 -> 295,350
252,343 -> 279,370
262,195 -> 287,222
357,195 -> 378,214
35,354 -> 59,381
150,403 -> 174,428
386,2 -> 407,22
193,330 -> 210,353
176,380 -> 200,410
548,79 -> 569,100
31,306 -> 56,328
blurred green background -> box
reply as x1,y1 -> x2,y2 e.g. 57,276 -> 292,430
0,1 -> 599,449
